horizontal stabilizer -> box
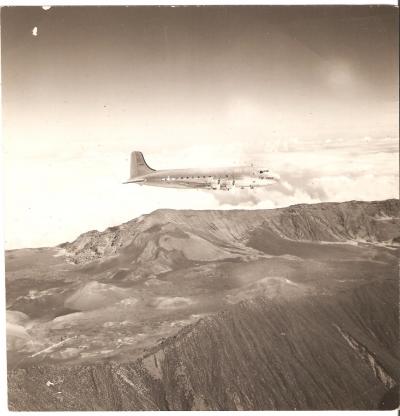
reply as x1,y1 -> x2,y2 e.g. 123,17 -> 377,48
123,178 -> 145,184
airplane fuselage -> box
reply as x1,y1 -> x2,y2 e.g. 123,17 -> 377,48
125,165 -> 278,190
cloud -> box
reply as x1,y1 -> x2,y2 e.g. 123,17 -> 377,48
210,189 -> 260,207
211,145 -> 398,209
4,134 -> 398,249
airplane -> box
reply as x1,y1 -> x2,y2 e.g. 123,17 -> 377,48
123,151 -> 279,191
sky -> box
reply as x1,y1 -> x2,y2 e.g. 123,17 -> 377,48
2,6 -> 399,249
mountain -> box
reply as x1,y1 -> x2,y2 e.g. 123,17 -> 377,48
6,199 -> 400,410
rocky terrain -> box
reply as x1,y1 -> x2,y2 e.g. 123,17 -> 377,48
5,199 -> 400,410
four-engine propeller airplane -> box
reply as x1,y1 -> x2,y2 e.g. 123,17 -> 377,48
124,151 -> 279,191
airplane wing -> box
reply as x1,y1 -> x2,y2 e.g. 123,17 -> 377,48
178,181 -> 211,189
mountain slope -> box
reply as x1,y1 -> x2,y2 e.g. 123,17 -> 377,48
6,199 -> 400,410
8,279 -> 399,410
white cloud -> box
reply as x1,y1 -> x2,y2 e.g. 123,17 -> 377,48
212,146 -> 398,209
4,135 -> 398,249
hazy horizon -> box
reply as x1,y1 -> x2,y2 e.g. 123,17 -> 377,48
2,6 -> 399,249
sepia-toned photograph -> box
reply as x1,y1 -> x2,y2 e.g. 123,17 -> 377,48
2,4 -> 399,411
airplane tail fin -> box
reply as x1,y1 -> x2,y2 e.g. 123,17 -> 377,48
129,151 -> 156,179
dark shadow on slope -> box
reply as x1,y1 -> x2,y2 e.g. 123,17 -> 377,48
247,224 -> 386,261
378,385 -> 399,410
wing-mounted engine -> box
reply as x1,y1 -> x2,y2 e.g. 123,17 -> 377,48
210,179 -> 220,190
211,178 -> 235,191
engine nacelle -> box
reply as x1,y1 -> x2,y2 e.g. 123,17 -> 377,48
210,180 -> 220,190
213,179 -> 235,191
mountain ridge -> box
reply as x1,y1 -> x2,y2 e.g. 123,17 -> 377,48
6,199 -> 400,410
59,198 -> 400,265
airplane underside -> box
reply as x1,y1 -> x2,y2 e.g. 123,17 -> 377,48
139,178 -> 272,191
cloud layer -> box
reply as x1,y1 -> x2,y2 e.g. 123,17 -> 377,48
4,135 -> 398,249
213,140 -> 398,209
